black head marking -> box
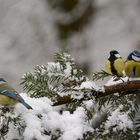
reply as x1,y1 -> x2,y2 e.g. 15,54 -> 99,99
110,50 -> 119,55
0,78 -> 6,82
108,50 -> 121,61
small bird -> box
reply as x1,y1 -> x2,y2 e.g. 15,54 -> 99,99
0,78 -> 32,109
105,50 -> 125,77
125,50 -> 140,77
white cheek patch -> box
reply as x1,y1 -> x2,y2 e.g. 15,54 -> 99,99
115,54 -> 121,58
132,55 -> 140,62
0,81 -> 5,85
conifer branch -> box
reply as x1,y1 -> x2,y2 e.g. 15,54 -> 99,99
53,80 -> 140,106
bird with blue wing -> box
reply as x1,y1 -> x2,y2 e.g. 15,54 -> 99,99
105,50 -> 125,77
125,50 -> 140,77
0,78 -> 32,109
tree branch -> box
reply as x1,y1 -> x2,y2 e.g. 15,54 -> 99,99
52,80 -> 140,106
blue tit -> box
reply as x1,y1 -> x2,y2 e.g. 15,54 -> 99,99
105,50 -> 125,77
0,78 -> 32,109
125,50 -> 140,77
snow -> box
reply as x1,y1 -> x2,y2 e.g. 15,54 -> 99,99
23,113 -> 45,140
4,93 -> 92,140
0,0 -> 139,138
83,100 -> 95,110
1,85 -> 135,139
47,62 -> 62,75
64,62 -> 72,77
105,77 -> 129,86
105,108 -> 133,131
80,81 -> 100,91
45,107 -> 88,140
6,123 -> 20,140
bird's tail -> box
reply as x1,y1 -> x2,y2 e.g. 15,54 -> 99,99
21,101 -> 33,109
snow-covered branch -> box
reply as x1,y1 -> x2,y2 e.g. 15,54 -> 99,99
53,80 -> 140,106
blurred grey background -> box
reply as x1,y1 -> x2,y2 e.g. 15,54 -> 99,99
0,0 -> 139,91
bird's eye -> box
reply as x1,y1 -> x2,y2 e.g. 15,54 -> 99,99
115,54 -> 120,58
132,55 -> 140,62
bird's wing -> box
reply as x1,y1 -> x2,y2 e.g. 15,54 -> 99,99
0,89 -> 24,103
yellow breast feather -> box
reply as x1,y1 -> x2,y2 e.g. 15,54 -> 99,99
125,60 -> 137,77
0,94 -> 18,106
114,58 -> 125,77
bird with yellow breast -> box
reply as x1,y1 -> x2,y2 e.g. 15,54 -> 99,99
0,78 -> 32,109
105,50 -> 125,77
125,50 -> 140,77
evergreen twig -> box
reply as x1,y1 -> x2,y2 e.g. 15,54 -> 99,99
93,70 -> 110,81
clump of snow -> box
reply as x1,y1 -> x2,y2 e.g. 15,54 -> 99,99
47,62 -> 62,74
45,107 -> 89,140
105,108 -> 133,131
80,81 -> 101,91
6,123 -> 20,140
105,77 -> 129,86
129,77 -> 140,81
83,100 -> 95,110
70,91 -> 84,100
64,62 -> 72,77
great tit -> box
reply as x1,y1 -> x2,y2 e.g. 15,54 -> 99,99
105,50 -> 125,77
0,78 -> 32,109
125,50 -> 140,77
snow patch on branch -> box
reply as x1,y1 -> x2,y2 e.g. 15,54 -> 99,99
80,81 -> 104,92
